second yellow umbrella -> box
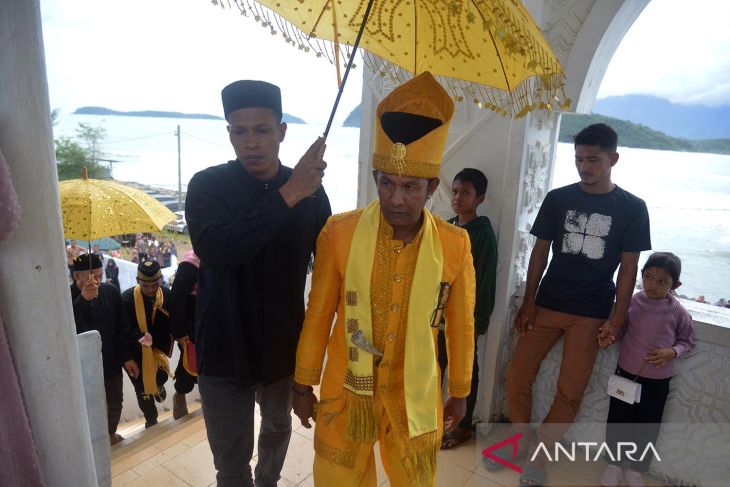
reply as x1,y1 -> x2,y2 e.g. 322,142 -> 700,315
59,169 -> 177,242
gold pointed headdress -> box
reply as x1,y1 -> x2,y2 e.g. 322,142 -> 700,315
373,72 -> 454,179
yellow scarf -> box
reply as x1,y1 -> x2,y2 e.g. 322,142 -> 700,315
343,200 -> 442,441
133,286 -> 171,398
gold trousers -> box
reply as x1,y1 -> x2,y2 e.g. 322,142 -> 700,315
313,395 -> 437,487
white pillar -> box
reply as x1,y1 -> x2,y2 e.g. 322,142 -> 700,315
0,1 -> 98,485
77,332 -> 112,487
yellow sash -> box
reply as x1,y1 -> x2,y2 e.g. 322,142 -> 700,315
133,286 -> 170,398
343,200 -> 442,440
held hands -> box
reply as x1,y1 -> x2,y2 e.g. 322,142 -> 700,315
597,319 -> 620,348
124,360 -> 140,379
279,137 -> 327,207
292,382 -> 318,428
513,302 -> 536,335
646,348 -> 676,368
443,396 -> 466,433
138,332 -> 153,348
81,274 -> 100,301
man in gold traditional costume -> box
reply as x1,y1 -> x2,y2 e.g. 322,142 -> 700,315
292,72 -> 476,487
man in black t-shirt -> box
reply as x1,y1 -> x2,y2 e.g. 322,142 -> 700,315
504,124 -> 651,486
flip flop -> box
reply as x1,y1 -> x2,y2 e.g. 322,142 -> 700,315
441,428 -> 472,449
519,464 -> 546,487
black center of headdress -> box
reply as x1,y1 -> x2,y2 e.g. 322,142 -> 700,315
381,112 -> 443,146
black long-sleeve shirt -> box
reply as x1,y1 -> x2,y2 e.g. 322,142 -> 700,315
71,281 -> 130,378
186,160 -> 330,387
169,261 -> 197,339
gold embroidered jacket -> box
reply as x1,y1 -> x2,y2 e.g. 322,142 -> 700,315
295,208 -> 476,467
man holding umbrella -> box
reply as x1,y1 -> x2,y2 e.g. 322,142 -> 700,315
292,72 -> 475,486
186,80 -> 331,487
70,253 -> 135,445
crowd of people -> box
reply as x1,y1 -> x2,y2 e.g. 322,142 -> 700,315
132,236 -> 177,267
69,75 -> 701,487
69,251 -> 199,445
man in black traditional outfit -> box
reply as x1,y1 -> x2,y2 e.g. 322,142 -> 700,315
169,250 -> 200,419
186,79 -> 331,487
121,260 -> 173,429
70,253 -> 135,445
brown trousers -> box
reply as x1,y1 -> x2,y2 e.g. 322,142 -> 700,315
507,306 -> 603,441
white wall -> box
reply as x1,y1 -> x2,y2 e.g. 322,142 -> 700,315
0,1 -> 99,483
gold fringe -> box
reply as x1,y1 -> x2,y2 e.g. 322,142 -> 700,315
141,359 -> 171,401
345,392 -> 378,443
314,435 -> 357,468
211,0 -> 569,118
403,431 -> 439,487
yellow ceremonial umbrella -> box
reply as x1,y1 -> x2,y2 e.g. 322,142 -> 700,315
59,168 -> 176,246
214,0 -> 569,130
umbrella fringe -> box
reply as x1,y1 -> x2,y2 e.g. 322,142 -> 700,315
368,56 -> 570,118
212,0 -> 571,118
214,0 -> 355,69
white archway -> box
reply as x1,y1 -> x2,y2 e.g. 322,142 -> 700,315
355,0 -> 649,423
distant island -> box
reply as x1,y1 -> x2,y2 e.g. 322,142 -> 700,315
73,106 -> 307,124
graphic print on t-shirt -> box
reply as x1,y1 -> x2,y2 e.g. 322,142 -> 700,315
561,210 -> 612,260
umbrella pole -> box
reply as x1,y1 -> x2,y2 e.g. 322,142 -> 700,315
322,0 -> 375,139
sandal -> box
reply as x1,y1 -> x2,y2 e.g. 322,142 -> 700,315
519,464 -> 546,487
441,427 -> 472,449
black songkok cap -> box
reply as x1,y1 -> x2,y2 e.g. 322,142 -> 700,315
137,260 -> 162,282
221,80 -> 282,120
73,253 -> 103,271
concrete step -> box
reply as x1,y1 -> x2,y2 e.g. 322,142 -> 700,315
111,407 -> 204,463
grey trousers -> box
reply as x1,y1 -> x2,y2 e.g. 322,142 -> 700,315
199,374 -> 293,487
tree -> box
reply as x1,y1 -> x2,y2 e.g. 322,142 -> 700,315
53,116 -> 111,180
50,107 -> 60,127
75,122 -> 107,165
55,136 -> 111,181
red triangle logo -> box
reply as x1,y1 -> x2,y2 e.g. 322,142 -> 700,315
481,432 -> 523,474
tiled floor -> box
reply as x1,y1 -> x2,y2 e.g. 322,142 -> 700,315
111,409 -> 673,487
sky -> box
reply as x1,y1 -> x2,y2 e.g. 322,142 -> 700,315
40,0 -> 730,124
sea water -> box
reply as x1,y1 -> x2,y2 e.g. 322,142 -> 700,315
553,144 -> 730,305
53,114 -> 730,302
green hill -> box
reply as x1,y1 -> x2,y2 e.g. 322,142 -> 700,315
343,104 -> 730,155
559,113 -> 730,155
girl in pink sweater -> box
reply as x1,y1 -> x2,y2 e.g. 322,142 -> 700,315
600,252 -> 695,487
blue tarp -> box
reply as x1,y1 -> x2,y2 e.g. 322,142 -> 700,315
76,237 -> 121,251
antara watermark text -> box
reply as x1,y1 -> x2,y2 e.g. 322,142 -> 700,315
530,441 -> 661,463
481,433 -> 662,474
